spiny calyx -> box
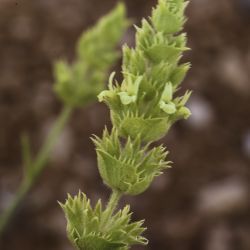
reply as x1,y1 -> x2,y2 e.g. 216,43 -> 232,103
60,192 -> 147,250
93,129 -> 170,195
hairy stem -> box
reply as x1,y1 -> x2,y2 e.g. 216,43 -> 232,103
102,189 -> 122,227
0,105 -> 72,236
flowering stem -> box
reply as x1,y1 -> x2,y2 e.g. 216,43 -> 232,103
30,105 -> 72,180
0,105 -> 72,236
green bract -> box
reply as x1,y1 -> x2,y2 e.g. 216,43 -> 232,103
93,129 -> 170,195
151,0 -> 188,34
60,192 -> 147,250
54,3 -> 127,107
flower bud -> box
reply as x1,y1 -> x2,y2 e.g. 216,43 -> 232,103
151,0 -> 188,34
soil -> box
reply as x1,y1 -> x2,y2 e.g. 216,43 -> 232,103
0,0 -> 250,250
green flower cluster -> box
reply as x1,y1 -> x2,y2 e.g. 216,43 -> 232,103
97,0 -> 191,196
61,192 -> 147,250
61,0 -> 191,249
99,0 -> 191,142
54,3 -> 127,107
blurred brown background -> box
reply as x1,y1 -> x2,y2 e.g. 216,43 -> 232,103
0,0 -> 250,249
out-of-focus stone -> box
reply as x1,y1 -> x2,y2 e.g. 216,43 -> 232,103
40,119 -> 74,165
51,126 -> 74,165
216,51 -> 249,94
186,95 -> 214,129
242,131 -> 250,158
197,178 -> 248,216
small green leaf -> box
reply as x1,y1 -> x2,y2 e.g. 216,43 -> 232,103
161,82 -> 173,102
170,63 -> 190,86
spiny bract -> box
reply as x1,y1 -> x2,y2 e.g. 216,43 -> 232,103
60,192 -> 147,250
93,128 -> 170,195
